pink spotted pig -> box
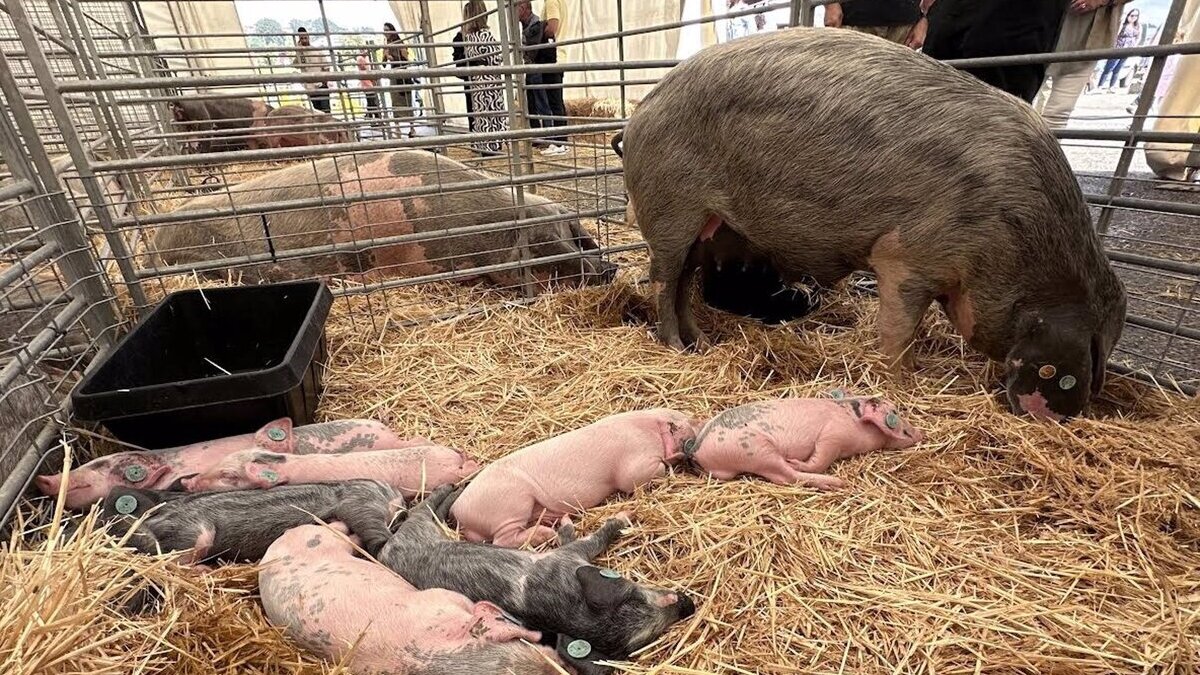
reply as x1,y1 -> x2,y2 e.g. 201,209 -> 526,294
181,445 -> 480,498
451,409 -> 702,548
35,417 -> 427,510
259,522 -> 573,675
688,393 -> 923,489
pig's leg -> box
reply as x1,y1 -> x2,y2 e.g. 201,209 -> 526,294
875,275 -> 935,370
757,455 -> 845,490
492,525 -> 560,549
555,516 -> 576,545
556,515 -> 631,563
333,497 -> 394,558
648,213 -> 709,350
675,264 -> 708,350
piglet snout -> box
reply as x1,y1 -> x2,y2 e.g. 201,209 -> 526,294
676,592 -> 696,619
35,474 -> 60,495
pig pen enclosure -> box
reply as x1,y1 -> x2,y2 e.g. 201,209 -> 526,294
1,0 -> 1199,672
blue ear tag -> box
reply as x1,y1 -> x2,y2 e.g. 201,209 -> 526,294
114,494 -> 138,515
598,568 -> 621,579
885,412 -> 899,429
1059,375 -> 1077,390
566,639 -> 593,659
124,464 -> 147,482
830,388 -> 846,400
267,427 -> 287,441
261,469 -> 279,484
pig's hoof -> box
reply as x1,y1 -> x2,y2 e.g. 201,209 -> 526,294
661,333 -> 688,351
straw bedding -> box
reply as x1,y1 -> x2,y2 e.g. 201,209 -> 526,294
3,274 -> 1198,674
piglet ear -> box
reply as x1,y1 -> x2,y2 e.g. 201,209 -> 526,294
575,566 -> 632,611
243,461 -> 283,488
254,418 -> 295,453
858,400 -> 910,443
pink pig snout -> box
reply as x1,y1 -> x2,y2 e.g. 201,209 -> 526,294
34,474 -> 60,495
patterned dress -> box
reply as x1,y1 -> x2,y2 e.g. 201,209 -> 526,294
464,28 -> 509,155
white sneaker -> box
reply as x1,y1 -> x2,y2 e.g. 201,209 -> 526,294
540,144 -> 567,156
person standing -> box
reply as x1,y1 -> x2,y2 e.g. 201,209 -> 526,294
540,0 -> 569,155
1096,8 -> 1142,92
383,22 -> 415,137
292,27 -> 332,114
726,0 -> 756,41
357,46 -> 381,126
923,0 -> 1071,104
1037,1 -> 1136,129
462,0 -> 509,156
824,0 -> 926,48
516,1 -> 554,145
452,30 -> 479,132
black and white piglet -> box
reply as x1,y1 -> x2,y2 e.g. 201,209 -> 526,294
378,485 -> 696,660
93,479 -> 402,565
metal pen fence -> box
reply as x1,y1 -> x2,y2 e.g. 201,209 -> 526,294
0,0 -> 1197,525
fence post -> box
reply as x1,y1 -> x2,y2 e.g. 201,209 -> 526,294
493,0 -> 537,298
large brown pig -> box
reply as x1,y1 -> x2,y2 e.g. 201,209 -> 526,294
252,106 -> 351,149
151,150 -> 617,288
616,29 -> 1127,421
169,98 -> 273,153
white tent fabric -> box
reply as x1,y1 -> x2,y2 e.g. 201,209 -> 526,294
140,1 -> 258,86
1144,0 -> 1200,181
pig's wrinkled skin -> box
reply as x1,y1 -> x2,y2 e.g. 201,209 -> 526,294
451,409 -> 701,548
35,417 -> 418,510
617,29 -> 1126,421
260,522 -> 574,675
181,445 -> 480,498
169,98 -> 273,153
688,396 -> 923,490
381,486 -> 696,659
93,480 -> 401,564
152,150 -> 618,290
255,106 -> 351,149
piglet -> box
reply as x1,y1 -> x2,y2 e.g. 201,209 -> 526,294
35,417 -> 425,510
93,479 -> 402,563
180,445 -> 479,498
688,393 -> 923,489
451,409 -> 701,548
259,521 -> 573,675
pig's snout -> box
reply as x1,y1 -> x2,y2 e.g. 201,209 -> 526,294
35,474 -> 61,495
676,592 -> 696,619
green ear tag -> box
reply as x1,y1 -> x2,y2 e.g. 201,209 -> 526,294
566,639 -> 593,659
261,469 -> 279,483
830,388 -> 846,400
885,412 -> 900,429
267,427 -> 287,442
598,568 -> 621,579
1059,375 -> 1077,391
114,494 -> 138,515
124,465 -> 147,482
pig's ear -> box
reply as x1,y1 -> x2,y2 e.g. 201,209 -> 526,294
576,566 -> 633,611
243,461 -> 283,488
857,399 -> 910,443
254,418 -> 295,453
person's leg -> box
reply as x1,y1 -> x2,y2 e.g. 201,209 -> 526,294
310,86 -> 331,114
464,85 -> 475,132
544,71 -> 567,147
1098,59 -> 1118,89
1040,61 -> 1095,129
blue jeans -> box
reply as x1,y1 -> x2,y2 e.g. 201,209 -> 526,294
1098,58 -> 1126,89
524,72 -> 553,144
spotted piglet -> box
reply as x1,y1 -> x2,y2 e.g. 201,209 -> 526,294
687,392 -> 923,489
259,522 -> 575,675
181,445 -> 479,498
451,409 -> 702,548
